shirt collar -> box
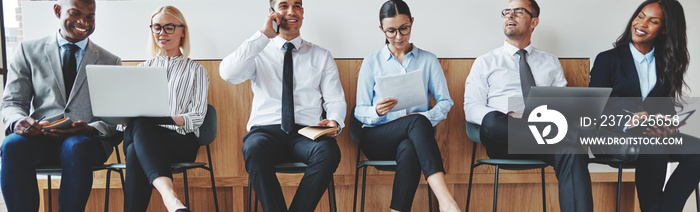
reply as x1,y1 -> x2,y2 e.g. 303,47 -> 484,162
503,41 -> 534,57
272,35 -> 303,51
629,42 -> 655,64
156,54 -> 183,60
382,44 -> 419,61
56,30 -> 88,50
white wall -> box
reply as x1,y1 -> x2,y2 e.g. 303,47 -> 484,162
21,0 -> 700,96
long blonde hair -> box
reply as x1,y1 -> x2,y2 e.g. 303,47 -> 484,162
147,6 -> 190,58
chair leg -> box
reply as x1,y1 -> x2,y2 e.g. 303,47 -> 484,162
617,163 -> 623,212
105,169 -> 112,212
328,177 -> 337,212
541,167 -> 546,212
466,165 -> 475,212
466,143 -> 478,212
428,185 -> 433,212
208,168 -> 220,212
247,179 -> 252,212
353,166 -> 361,212
48,175 -> 52,212
493,165 -> 499,212
183,171 -> 190,208
361,166 -> 368,212
118,169 -> 125,186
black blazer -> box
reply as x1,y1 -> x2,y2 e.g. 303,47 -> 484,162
589,45 -> 675,132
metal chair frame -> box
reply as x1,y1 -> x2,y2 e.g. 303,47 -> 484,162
465,122 -> 548,212
105,104 -> 220,212
348,106 -> 434,212
246,162 -> 338,212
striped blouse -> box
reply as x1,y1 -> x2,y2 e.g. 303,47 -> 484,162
138,55 -> 209,136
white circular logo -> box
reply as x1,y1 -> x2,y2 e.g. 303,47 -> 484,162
527,105 -> 568,145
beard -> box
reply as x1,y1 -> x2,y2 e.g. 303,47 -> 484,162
504,27 -> 526,40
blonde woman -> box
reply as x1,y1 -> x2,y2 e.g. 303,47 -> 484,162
123,6 -> 208,212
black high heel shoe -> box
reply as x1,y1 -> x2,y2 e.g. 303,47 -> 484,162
175,209 -> 190,212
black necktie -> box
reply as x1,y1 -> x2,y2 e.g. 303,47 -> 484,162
62,44 -> 80,98
281,42 -> 295,134
517,49 -> 535,98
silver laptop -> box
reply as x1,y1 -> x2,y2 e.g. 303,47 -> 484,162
86,65 -> 173,125
524,87 -> 612,116
522,87 -> 612,143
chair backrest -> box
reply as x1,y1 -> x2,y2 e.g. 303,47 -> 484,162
465,121 -> 482,143
197,104 -> 217,146
348,106 -> 364,144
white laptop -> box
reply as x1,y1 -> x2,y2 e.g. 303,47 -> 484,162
86,65 -> 174,125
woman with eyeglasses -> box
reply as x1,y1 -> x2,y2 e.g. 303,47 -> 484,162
122,5 -> 208,212
589,0 -> 700,211
354,0 -> 459,211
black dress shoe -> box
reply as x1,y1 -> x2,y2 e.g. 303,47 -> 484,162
175,209 -> 190,212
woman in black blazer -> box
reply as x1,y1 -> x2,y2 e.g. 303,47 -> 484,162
589,0 -> 700,211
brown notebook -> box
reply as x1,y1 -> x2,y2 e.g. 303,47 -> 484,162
298,126 -> 339,140
43,117 -> 73,130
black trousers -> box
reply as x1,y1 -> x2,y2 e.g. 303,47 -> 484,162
480,111 -> 593,212
242,124 -> 341,212
635,134 -> 700,212
123,118 -> 199,212
360,115 -> 445,212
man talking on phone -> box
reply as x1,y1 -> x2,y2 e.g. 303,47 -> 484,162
219,0 -> 346,211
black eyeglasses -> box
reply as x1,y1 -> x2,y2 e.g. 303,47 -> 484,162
150,24 -> 185,34
501,7 -> 536,18
383,25 -> 412,38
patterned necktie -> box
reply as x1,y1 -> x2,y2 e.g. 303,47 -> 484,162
62,44 -> 80,98
517,49 -> 535,98
281,42 -> 295,134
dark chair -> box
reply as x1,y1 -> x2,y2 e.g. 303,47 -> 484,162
37,144 -> 123,212
246,162 -> 338,212
348,106 -> 433,212
465,122 -> 548,212
589,157 -> 700,212
106,104 -> 220,212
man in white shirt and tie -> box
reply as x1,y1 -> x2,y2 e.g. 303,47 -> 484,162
219,0 -> 346,211
463,0 -> 592,211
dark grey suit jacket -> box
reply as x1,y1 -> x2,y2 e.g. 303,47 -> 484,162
1,36 -> 122,153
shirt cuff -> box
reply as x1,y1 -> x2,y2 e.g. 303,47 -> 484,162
326,113 -> 345,129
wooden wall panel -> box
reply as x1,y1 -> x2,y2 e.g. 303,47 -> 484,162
38,58 -> 640,212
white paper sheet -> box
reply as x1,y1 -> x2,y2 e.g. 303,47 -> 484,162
374,70 -> 427,112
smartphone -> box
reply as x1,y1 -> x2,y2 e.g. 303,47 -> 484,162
269,7 -> 280,34
677,109 -> 696,125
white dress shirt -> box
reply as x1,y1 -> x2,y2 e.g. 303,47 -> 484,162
220,31 -> 347,131
464,41 -> 567,125
139,55 -> 209,136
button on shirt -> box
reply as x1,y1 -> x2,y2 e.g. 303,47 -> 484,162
56,31 -> 88,73
219,31 -> 347,131
355,45 -> 453,127
464,41 -> 567,125
629,42 -> 656,100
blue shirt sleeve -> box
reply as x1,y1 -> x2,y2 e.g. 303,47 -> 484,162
420,56 -> 453,126
354,57 -> 386,126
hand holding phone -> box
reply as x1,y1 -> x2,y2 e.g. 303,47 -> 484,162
259,7 -> 281,38
269,8 -> 281,34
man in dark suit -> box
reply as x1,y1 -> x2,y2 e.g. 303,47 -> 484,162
0,0 -> 121,211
